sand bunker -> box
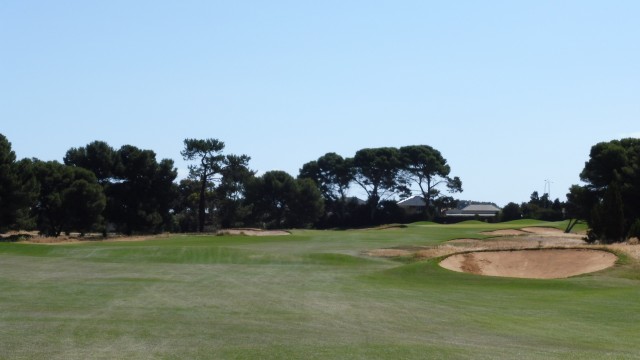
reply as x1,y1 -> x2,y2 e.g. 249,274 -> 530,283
481,229 -> 528,236
440,249 -> 617,279
217,229 -> 290,236
520,227 -> 564,235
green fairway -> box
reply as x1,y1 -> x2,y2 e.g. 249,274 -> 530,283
1,221 -> 639,359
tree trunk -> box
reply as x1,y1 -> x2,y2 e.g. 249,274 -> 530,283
198,174 -> 207,232
565,218 -> 579,233
422,178 -> 433,220
368,188 -> 379,222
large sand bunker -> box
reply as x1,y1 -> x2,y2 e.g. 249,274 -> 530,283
440,249 -> 617,279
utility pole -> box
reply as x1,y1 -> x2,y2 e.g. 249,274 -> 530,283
544,179 -> 552,198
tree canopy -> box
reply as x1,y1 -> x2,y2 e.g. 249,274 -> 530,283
65,141 -> 177,234
108,145 -> 177,234
246,171 -> 324,229
398,145 -> 462,219
181,138 -> 226,232
570,138 -> 640,243
64,141 -> 118,184
2,132 -> 472,233
0,134 -> 34,232
299,152 -> 353,203
216,154 -> 255,228
351,147 -> 405,219
30,160 -> 106,236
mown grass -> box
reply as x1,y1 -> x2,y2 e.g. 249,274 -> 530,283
1,220 -> 638,359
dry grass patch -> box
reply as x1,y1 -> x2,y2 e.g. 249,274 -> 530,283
480,229 -> 528,236
18,233 -> 171,244
606,242 -> 640,261
217,229 -> 290,236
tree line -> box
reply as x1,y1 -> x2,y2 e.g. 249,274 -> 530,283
1,134 -> 464,235
500,191 -> 565,223
2,132 -> 639,242
299,145 -> 462,227
1,136 -> 177,236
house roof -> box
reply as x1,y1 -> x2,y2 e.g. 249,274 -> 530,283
445,204 -> 501,217
397,195 -> 426,207
462,204 -> 501,212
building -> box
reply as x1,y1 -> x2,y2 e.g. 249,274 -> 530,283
445,204 -> 501,219
398,197 -> 502,220
397,195 -> 426,215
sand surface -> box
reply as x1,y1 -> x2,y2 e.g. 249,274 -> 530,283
365,225 -> 640,278
217,229 -> 290,236
481,229 -> 528,236
439,249 -> 617,279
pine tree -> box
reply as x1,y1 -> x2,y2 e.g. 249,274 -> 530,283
601,181 -> 626,243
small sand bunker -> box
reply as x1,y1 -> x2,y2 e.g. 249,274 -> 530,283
217,229 -> 290,236
520,227 -> 564,235
440,249 -> 617,279
481,229 -> 528,236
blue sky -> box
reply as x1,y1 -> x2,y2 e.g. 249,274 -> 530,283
1,1 -> 639,206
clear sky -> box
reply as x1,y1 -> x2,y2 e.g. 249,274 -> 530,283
1,1 -> 639,206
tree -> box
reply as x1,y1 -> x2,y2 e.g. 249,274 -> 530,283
216,154 -> 255,228
521,191 -> 563,221
299,152 -> 353,225
246,171 -> 324,228
288,178 -> 325,228
351,147 -> 404,220
64,141 -> 118,184
580,141 -> 629,188
501,202 -> 521,222
590,181 -> 625,243
107,145 -> 177,234
181,139 -> 226,232
246,171 -> 296,228
63,175 -> 108,234
432,196 -> 458,217
299,153 -> 353,202
13,158 -> 39,230
0,134 -> 34,231
30,160 -> 105,236
173,179 -> 201,232
529,191 -> 541,207
565,185 -> 596,233
574,138 -> 640,242
65,141 -> 177,234
602,181 -> 626,242
399,145 -> 462,219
